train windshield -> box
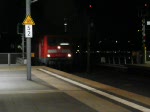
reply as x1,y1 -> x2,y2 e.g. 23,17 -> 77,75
48,37 -> 71,46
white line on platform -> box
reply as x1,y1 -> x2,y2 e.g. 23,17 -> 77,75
39,68 -> 150,112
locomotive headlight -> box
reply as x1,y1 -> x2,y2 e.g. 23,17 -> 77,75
67,53 -> 72,58
47,54 -> 51,57
57,46 -> 61,49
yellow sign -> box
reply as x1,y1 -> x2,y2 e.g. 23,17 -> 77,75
31,53 -> 35,57
22,15 -> 35,25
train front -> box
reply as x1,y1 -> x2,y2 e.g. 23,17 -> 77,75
46,36 -> 73,66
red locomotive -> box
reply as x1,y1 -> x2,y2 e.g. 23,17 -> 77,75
35,35 -> 73,66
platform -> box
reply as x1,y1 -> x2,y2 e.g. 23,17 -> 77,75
0,65 -> 150,112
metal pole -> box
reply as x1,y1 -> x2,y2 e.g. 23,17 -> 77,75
22,34 -> 24,61
8,53 -> 10,66
26,0 -> 32,80
142,18 -> 146,64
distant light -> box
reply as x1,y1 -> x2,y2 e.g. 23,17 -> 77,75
64,23 -> 67,26
138,30 -> 140,32
116,40 -> 118,43
78,46 -> 80,48
89,4 -> 93,8
145,3 -> 147,7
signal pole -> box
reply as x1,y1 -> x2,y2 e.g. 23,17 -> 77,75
86,4 -> 92,73
86,2 -> 94,73
24,0 -> 36,80
26,0 -> 31,80
17,23 -> 25,61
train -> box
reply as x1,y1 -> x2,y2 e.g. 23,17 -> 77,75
34,35 -> 73,66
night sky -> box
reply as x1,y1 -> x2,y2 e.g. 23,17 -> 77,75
0,0 -> 149,52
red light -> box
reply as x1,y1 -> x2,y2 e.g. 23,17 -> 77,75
89,4 -> 93,8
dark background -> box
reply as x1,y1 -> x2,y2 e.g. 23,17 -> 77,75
0,0 -> 149,52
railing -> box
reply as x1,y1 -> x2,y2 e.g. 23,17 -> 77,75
96,51 -> 150,65
101,56 -> 134,65
0,53 -> 25,66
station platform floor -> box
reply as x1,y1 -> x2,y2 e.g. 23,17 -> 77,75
0,65 -> 150,112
